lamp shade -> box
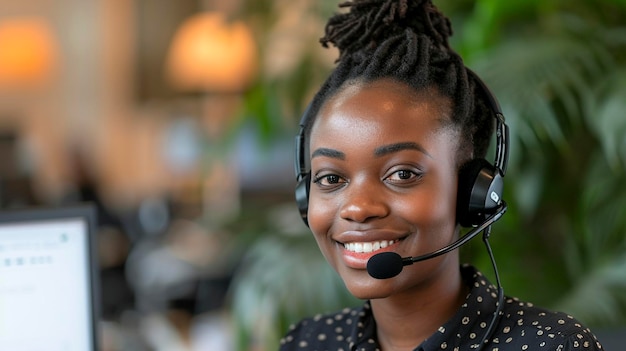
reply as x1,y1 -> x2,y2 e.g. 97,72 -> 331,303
165,12 -> 257,93
0,17 -> 58,90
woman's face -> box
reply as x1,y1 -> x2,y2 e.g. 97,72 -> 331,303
307,79 -> 461,299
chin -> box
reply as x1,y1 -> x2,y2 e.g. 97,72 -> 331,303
351,290 -> 392,300
343,279 -> 395,300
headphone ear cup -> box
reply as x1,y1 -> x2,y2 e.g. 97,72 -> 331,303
295,173 -> 310,226
457,159 -> 504,227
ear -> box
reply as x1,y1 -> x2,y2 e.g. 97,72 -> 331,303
456,158 -> 503,227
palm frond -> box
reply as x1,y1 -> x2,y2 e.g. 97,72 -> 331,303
584,69 -> 626,171
471,15 -> 620,151
466,10 -> 626,326
555,253 -> 626,326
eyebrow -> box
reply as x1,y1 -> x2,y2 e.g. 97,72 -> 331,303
374,142 -> 432,158
311,148 -> 345,160
311,142 -> 431,161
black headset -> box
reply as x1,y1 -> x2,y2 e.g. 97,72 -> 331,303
294,69 -> 509,228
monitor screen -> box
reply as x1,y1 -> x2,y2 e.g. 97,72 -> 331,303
0,205 -> 99,351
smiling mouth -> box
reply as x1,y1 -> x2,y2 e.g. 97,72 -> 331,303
343,240 -> 397,254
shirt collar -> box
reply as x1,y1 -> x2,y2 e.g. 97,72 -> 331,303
349,301 -> 378,350
348,265 -> 500,351
419,264 -> 501,350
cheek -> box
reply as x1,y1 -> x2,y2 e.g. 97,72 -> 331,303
402,174 -> 459,238
307,196 -> 337,257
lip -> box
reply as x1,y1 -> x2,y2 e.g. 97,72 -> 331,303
334,230 -> 407,269
339,241 -> 401,269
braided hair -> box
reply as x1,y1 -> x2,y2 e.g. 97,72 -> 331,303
301,0 -> 494,162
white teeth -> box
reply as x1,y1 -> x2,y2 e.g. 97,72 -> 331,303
344,240 -> 396,253
354,243 -> 363,253
363,242 -> 372,252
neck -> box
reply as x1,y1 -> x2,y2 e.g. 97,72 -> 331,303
370,263 -> 467,351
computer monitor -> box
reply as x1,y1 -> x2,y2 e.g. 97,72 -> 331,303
0,205 -> 99,351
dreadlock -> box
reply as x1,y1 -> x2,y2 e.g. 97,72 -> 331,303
301,0 -> 494,162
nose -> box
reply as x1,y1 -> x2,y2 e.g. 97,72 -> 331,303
339,181 -> 389,223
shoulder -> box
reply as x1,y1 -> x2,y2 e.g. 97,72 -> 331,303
459,265 -> 603,349
279,306 -> 364,351
492,296 -> 604,350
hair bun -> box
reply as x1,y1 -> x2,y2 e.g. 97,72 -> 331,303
321,0 -> 453,59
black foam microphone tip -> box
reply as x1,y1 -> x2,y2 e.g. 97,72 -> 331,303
367,252 -> 404,279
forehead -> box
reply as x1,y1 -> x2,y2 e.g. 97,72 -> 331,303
311,79 -> 454,144
328,78 -> 446,109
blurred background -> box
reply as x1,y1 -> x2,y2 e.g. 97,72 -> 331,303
0,0 -> 624,350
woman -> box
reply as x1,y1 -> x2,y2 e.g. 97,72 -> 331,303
280,1 -> 604,350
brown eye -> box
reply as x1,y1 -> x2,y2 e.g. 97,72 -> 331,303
314,174 -> 346,187
385,169 -> 422,184
324,175 -> 340,184
396,170 -> 413,180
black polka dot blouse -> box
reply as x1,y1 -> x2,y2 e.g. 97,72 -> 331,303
279,265 -> 603,351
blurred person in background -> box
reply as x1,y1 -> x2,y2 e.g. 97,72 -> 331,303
60,146 -> 123,229
0,131 -> 39,209
125,218 -> 235,351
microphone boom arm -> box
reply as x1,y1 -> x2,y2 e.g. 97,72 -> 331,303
401,202 -> 507,267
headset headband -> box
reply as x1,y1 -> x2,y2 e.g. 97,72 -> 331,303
466,69 -> 509,175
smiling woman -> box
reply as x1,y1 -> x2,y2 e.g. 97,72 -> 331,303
307,79 -> 460,303
281,0 -> 604,350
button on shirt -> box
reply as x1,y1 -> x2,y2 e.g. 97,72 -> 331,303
279,265 -> 603,351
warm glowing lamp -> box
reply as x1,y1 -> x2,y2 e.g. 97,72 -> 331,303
0,17 -> 59,90
164,12 -> 257,223
165,12 -> 257,93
